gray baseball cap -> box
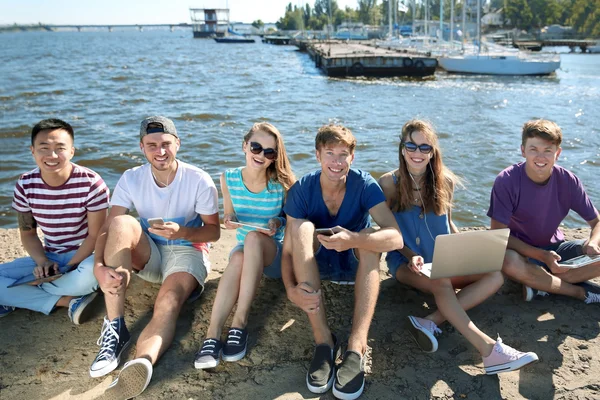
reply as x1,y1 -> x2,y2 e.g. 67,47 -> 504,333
140,116 -> 178,139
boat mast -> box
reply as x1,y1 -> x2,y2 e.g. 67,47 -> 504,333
389,0 -> 393,37
477,0 -> 481,53
450,0 -> 454,45
462,0 -> 466,48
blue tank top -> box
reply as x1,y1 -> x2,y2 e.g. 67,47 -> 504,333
225,167 -> 285,243
385,173 -> 450,265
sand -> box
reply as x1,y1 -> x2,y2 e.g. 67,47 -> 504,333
0,227 -> 599,400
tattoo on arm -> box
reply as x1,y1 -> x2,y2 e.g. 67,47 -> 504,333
18,212 -> 37,231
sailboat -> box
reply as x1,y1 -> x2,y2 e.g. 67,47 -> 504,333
437,0 -> 560,75
214,27 -> 256,43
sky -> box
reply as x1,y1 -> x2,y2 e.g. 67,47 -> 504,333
0,0 -> 359,25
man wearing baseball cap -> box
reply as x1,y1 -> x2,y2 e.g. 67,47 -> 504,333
89,116 -> 220,399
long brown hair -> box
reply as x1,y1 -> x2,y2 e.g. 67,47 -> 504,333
243,122 -> 296,191
394,119 -> 461,215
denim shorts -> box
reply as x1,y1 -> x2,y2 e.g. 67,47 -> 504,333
229,239 -> 283,279
529,239 -> 585,271
315,246 -> 360,282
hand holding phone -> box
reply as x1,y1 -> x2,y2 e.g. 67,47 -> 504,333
315,227 -> 339,236
148,217 -> 165,228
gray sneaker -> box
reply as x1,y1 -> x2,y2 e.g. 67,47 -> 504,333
333,350 -> 366,400
103,358 -> 153,400
307,334 -> 340,394
68,292 -> 99,325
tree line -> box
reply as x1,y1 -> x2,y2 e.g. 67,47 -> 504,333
275,0 -> 599,37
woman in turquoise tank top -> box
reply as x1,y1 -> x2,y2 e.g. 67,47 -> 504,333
379,119 -> 538,375
194,123 -> 296,370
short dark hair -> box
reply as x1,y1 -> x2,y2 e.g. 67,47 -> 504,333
31,118 -> 74,145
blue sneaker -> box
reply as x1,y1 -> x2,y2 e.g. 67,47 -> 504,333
0,305 -> 16,318
578,281 -> 600,304
68,292 -> 99,325
89,316 -> 131,378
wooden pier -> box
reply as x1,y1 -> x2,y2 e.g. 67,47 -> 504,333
514,39 -> 598,52
300,40 -> 437,78
262,35 -> 292,45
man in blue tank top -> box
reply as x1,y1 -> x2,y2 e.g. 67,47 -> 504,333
282,124 -> 403,400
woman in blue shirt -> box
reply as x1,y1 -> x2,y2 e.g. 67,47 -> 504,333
379,119 -> 538,375
195,122 -> 295,370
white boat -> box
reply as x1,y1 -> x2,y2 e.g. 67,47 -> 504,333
438,52 -> 561,75
438,0 -> 560,75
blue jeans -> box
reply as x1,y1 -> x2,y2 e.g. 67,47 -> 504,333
0,251 -> 98,315
529,240 -> 585,271
315,246 -> 360,282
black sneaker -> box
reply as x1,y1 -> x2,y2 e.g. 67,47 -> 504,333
306,335 -> 339,394
222,327 -> 248,362
89,316 -> 131,378
333,350 -> 365,400
194,338 -> 223,369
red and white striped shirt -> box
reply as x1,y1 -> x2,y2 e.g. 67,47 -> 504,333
12,163 -> 110,254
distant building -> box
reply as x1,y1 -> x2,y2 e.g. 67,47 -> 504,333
482,8 -> 504,27
540,24 -> 575,39
189,8 -> 229,38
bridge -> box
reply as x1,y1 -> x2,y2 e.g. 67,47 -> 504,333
0,23 -> 192,33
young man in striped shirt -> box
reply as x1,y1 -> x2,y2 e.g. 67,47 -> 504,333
0,118 -> 109,323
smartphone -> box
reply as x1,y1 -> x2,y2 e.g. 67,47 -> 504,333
148,217 -> 165,227
558,254 -> 600,269
316,228 -> 337,236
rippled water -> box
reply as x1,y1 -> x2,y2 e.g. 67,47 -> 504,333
1,30 -> 598,228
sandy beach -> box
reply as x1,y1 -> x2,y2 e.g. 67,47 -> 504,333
0,226 -> 599,400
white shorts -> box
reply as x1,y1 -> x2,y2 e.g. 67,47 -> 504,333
136,233 -> 210,289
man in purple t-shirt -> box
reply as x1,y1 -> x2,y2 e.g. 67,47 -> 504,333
488,119 -> 600,304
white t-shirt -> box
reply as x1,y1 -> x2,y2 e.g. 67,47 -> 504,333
111,160 -> 218,249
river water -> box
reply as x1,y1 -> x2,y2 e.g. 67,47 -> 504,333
1,30 -> 598,228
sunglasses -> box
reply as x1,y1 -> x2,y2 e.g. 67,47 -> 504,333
403,142 -> 433,154
249,141 -> 277,160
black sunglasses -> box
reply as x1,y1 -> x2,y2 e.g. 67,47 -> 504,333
249,141 -> 277,160
403,142 -> 433,154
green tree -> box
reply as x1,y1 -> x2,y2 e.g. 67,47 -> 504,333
251,19 -> 264,29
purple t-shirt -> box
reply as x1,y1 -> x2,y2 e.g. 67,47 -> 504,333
487,162 -> 598,247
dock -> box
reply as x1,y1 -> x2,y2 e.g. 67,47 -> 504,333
262,35 -> 292,45
300,40 -> 437,78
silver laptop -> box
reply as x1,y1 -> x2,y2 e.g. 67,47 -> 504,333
420,228 -> 510,279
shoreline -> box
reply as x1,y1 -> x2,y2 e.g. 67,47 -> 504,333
0,226 -> 599,400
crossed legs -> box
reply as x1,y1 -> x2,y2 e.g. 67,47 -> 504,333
502,249 -> 600,300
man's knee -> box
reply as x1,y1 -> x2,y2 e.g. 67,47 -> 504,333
356,248 -> 381,272
107,215 -> 140,241
155,288 -> 186,316
429,277 -> 454,293
502,250 -> 527,278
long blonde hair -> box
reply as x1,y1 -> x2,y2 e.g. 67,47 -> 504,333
394,119 -> 461,215
243,122 -> 296,191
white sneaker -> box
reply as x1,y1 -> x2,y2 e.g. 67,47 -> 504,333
483,336 -> 539,375
522,285 -> 549,302
103,358 -> 152,400
407,316 -> 442,353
